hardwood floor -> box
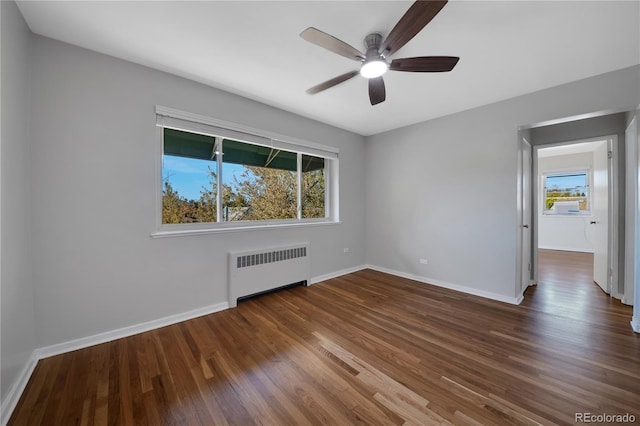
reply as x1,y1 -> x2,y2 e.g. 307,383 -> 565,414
9,250 -> 639,425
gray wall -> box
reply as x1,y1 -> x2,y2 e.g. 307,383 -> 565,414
28,36 -> 366,348
3,0 -> 640,414
0,0 -> 37,404
530,113 -> 629,146
365,66 -> 640,301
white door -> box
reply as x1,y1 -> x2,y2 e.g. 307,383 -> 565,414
521,137 -> 532,291
592,140 -> 609,293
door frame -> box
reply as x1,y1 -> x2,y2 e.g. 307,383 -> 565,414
524,134 -> 619,298
520,134 -> 533,292
516,130 -> 534,302
608,135 -> 620,297
624,115 -> 638,306
630,110 -> 640,333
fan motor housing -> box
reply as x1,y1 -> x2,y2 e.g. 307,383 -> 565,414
364,33 -> 383,52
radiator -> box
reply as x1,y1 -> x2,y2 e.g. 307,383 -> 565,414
228,243 -> 310,307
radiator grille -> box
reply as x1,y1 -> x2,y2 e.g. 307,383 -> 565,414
236,247 -> 307,269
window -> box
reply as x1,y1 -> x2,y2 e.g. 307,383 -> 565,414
156,107 -> 338,234
543,171 -> 589,215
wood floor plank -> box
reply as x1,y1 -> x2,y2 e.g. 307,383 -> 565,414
8,249 -> 639,425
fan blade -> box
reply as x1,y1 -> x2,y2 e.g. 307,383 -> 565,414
300,27 -> 365,62
306,71 -> 359,95
390,56 -> 459,72
368,77 -> 386,105
380,1 -> 448,57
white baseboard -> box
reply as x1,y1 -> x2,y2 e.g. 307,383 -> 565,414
366,264 -> 523,305
538,246 -> 594,253
1,263 -> 370,422
0,262 -> 518,423
35,302 -> 229,359
310,264 -> 367,285
1,302 -> 228,424
1,354 -> 38,426
632,316 -> 640,333
29,264 -> 369,361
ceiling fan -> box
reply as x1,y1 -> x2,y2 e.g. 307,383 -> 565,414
300,0 -> 459,106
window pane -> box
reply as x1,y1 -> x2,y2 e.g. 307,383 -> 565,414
222,140 -> 297,221
545,173 -> 588,212
222,139 -> 297,170
301,155 -> 326,218
160,126 -> 336,227
162,128 -> 217,224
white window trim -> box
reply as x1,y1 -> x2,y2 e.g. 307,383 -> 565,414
152,106 -> 340,237
541,168 -> 592,216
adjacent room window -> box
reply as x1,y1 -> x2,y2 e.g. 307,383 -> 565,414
156,108 -> 337,233
543,171 -> 590,215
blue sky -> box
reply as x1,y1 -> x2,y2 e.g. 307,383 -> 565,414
163,155 -> 245,200
546,173 -> 587,191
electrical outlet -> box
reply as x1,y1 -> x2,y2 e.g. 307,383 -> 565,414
343,248 -> 350,253
419,258 -> 428,265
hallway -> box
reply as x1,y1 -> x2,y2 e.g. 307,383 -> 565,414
524,249 -> 632,326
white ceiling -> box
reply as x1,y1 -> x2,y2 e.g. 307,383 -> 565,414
537,140 -> 605,158
16,1 -> 640,136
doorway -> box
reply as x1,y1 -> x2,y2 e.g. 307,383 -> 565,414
534,138 -> 615,295
517,110 -> 640,331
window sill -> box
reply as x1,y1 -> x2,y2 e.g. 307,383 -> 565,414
542,213 -> 593,218
151,220 -> 341,238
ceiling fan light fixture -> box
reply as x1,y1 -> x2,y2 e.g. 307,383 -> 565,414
301,1 -> 458,104
360,59 -> 388,79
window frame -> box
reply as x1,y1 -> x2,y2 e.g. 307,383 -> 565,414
152,106 -> 339,237
541,169 -> 591,216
